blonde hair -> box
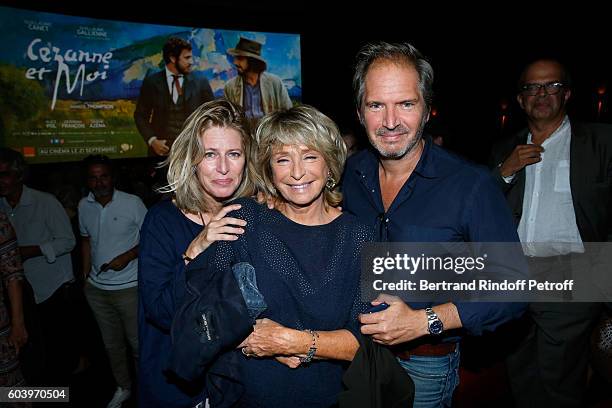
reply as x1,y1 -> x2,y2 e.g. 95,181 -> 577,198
160,99 -> 256,213
254,105 -> 347,207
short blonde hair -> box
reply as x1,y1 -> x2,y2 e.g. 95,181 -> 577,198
254,105 -> 347,207
160,99 -> 256,213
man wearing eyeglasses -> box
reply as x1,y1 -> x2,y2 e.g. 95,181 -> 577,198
490,59 -> 612,407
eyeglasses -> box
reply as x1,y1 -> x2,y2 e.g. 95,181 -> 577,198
520,82 -> 565,96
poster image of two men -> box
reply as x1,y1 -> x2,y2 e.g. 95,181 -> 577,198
0,6 -> 302,162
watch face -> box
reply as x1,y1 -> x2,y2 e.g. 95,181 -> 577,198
429,320 -> 444,335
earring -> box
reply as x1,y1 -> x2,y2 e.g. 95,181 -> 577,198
325,175 -> 336,190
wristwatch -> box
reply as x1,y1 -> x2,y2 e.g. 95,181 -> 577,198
425,307 -> 444,335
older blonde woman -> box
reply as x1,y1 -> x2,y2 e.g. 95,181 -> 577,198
174,105 -> 373,407
138,99 -> 256,408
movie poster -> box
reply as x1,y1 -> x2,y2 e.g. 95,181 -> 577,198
0,6 -> 301,163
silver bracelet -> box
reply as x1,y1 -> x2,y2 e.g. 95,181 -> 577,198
299,329 -> 319,363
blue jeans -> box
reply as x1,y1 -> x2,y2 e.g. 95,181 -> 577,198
397,345 -> 460,408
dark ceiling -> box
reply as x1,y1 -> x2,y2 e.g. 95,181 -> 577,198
1,1 -> 609,162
